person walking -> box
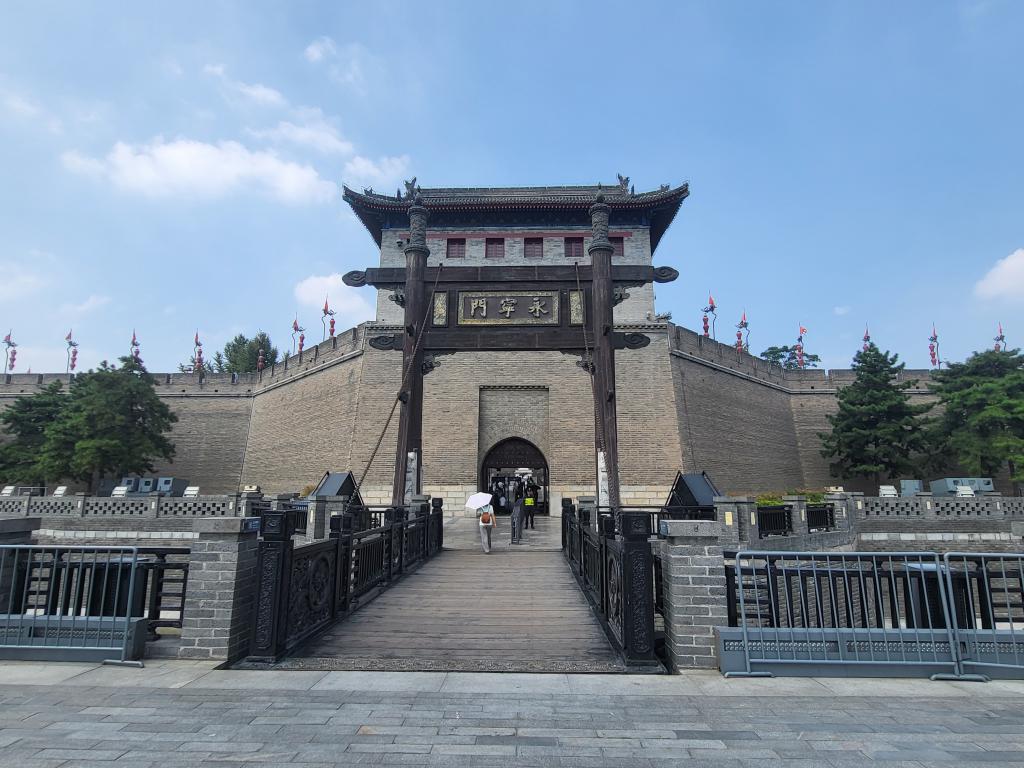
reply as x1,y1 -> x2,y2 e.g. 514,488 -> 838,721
511,495 -> 524,544
477,502 -> 496,553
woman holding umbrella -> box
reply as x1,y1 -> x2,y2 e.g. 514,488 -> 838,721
466,492 -> 497,553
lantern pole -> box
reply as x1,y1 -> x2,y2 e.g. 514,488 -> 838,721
65,330 -> 79,374
2,330 -> 16,375
994,322 -> 1006,352
735,311 -> 749,352
863,324 -> 871,352
701,293 -> 717,340
321,297 -> 336,341
928,324 -> 941,368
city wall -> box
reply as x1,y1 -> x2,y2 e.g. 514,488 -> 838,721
2,321 -> 1010,502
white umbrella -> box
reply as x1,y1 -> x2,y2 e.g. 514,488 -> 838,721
465,492 -> 493,510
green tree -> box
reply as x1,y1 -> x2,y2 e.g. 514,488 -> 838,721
0,381 -> 65,486
928,349 -> 1024,492
819,344 -> 930,482
221,331 -> 278,373
37,356 -> 178,491
760,345 -> 822,369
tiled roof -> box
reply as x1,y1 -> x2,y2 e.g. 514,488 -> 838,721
342,182 -> 689,253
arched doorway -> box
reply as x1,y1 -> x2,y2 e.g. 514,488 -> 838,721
480,437 -> 549,515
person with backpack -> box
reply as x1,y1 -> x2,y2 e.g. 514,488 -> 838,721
477,502 -> 496,553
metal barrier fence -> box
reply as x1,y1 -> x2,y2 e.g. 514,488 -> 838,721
247,501 -> 445,662
0,545 -> 150,663
720,550 -> 1024,679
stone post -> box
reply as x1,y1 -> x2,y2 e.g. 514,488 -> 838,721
306,497 -> 327,541
825,492 -> 853,532
784,495 -> 807,534
658,519 -> 728,670
178,516 -> 261,662
712,497 -> 742,550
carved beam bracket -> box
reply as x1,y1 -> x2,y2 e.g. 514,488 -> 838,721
368,334 -> 403,352
342,270 -> 368,287
611,332 -> 651,351
388,289 -> 406,308
652,266 -> 679,283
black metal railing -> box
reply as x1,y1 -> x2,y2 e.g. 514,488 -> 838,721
136,546 -> 190,640
806,503 -> 836,533
246,499 -> 445,662
756,505 -> 793,538
562,501 -> 657,666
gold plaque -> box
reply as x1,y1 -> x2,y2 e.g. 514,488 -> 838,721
569,290 -> 584,325
432,291 -> 447,326
457,290 -> 560,326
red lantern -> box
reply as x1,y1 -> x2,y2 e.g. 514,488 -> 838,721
257,349 -> 265,372
70,348 -> 78,371
298,333 -> 305,354
7,349 -> 15,370
735,330 -> 743,351
702,314 -> 709,337
329,317 -> 336,337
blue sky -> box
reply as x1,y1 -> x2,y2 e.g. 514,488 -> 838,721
1,0 -> 1021,373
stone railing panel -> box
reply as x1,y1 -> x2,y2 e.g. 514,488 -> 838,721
82,497 -> 156,516
157,496 -> 239,517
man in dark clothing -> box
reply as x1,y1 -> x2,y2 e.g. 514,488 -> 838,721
511,496 -> 525,544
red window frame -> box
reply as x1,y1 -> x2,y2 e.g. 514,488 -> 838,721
446,238 -> 466,259
485,238 -> 505,259
564,237 -> 584,260
524,237 -> 544,259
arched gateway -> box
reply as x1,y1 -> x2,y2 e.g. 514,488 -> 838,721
480,437 -> 549,514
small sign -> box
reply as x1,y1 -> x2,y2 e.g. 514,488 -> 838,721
242,518 -> 261,533
659,520 -> 669,537
724,510 -> 734,527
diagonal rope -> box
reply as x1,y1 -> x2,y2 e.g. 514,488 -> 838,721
351,262 -> 444,506
574,260 -> 604,458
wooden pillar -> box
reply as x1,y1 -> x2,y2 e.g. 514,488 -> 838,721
588,192 -> 621,511
392,198 -> 429,505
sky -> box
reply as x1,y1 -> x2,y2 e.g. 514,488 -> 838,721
0,0 -> 1021,373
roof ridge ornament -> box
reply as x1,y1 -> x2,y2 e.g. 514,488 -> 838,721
616,173 -> 630,195
403,177 -> 420,200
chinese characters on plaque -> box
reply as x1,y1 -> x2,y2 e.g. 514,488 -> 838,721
457,291 -> 560,325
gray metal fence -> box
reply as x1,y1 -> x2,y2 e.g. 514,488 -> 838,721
0,544 -> 149,664
720,549 -> 1024,679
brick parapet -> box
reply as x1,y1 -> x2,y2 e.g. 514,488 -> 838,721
177,517 -> 260,661
657,520 -> 728,670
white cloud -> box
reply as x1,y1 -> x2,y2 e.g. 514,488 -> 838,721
204,64 -> 287,107
60,294 -> 111,314
303,38 -> 373,91
304,36 -> 337,63
833,305 -> 850,316
343,155 -> 411,190
249,111 -> 354,155
974,248 -> 1024,302
0,260 -> 45,301
1,87 -> 62,133
294,274 -> 375,326
62,137 -> 337,205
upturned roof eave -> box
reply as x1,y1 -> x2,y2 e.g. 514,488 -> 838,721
341,183 -> 689,251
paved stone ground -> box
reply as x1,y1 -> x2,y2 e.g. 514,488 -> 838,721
1,661 -> 1024,766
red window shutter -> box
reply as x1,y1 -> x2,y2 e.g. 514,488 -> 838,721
564,237 -> 584,259
446,239 -> 466,259
485,238 -> 504,258
524,238 -> 543,259
610,237 -> 624,258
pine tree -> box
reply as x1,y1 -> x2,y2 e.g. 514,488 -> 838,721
928,348 -> 1024,493
0,380 -> 65,486
37,356 -> 178,491
819,344 -> 930,482
760,345 -> 822,369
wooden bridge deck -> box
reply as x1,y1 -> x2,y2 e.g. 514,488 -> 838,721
282,517 -> 625,673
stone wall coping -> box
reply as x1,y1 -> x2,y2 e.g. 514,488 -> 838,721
714,496 -> 753,503
192,517 -> 260,535
660,519 -> 721,541
0,517 -> 40,534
